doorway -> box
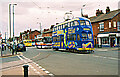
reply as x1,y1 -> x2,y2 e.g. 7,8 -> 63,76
110,38 -> 115,47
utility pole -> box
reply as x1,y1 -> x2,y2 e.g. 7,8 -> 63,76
81,4 -> 86,17
9,4 -> 11,41
39,23 -> 42,36
12,4 -> 17,55
5,32 -> 6,43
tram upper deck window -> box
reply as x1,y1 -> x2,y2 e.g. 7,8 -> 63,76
80,20 -> 85,26
68,22 -> 71,27
71,21 -> 75,26
63,24 -> 65,29
86,21 -> 90,26
82,33 -> 87,40
65,23 -> 68,28
74,21 -> 79,26
59,25 -> 61,30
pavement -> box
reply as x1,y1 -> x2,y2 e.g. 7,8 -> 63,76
0,47 -> 52,77
94,47 -> 119,51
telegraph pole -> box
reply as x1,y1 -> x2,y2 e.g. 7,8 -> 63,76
9,4 -> 11,41
5,32 -> 6,43
12,4 -> 17,55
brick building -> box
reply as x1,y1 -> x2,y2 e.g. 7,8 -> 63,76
90,7 -> 120,47
42,25 -> 54,37
20,29 -> 41,41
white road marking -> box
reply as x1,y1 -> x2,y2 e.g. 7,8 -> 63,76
48,74 -> 54,77
17,55 -> 23,60
41,68 -> 46,71
76,54 -> 85,55
39,66 -> 42,69
45,71 -> 50,74
33,68 -> 37,71
17,54 -> 53,76
36,64 -> 39,66
94,56 -> 100,57
109,57 -> 118,60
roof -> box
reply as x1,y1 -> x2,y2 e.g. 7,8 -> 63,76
30,30 -> 41,34
43,29 -> 53,33
89,9 -> 120,23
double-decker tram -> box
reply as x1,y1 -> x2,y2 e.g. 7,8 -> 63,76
52,17 -> 94,53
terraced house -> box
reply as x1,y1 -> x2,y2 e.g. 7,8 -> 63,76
90,7 -> 120,47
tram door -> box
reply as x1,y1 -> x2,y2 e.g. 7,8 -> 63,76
60,35 -> 64,49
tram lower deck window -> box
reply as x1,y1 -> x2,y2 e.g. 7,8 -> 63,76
82,33 -> 87,40
80,20 -> 85,26
88,33 -> 92,39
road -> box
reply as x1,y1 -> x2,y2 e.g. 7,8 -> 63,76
21,47 -> 119,75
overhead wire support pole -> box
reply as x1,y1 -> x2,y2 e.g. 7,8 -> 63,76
12,4 -> 17,55
9,4 -> 11,41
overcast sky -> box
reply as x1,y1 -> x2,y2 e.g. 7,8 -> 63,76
0,0 -> 120,38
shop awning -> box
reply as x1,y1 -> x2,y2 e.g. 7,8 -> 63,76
97,34 -> 109,37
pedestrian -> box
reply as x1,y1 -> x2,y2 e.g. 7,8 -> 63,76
113,38 -> 115,47
4,43 -> 6,50
2,43 -> 4,51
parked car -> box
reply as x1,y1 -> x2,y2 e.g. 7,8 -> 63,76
16,42 -> 26,52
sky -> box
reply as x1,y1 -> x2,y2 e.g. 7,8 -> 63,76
0,0 -> 120,39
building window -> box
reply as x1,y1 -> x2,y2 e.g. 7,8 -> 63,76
113,21 -> 116,27
109,22 -> 111,28
117,22 -> 120,31
99,22 -> 104,31
102,37 -> 109,44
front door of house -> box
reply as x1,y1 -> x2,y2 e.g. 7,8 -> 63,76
110,38 -> 115,47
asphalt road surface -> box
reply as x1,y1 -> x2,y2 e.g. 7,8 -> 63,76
22,47 -> 119,75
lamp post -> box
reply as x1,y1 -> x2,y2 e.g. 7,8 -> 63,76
12,4 -> 17,55
37,18 -> 42,37
81,4 -> 86,17
9,4 -> 11,41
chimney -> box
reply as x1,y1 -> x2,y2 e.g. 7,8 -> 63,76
96,9 -> 100,16
106,6 -> 110,14
96,9 -> 104,16
27,30 -> 29,33
30,29 -> 31,33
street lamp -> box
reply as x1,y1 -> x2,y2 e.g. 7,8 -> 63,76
81,4 -> 86,17
37,18 -> 42,37
9,4 -> 11,41
12,3 -> 17,55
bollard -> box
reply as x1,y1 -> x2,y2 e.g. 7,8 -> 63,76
23,65 -> 29,77
12,49 -> 14,55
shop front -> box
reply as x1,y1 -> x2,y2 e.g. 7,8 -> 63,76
97,33 -> 120,47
